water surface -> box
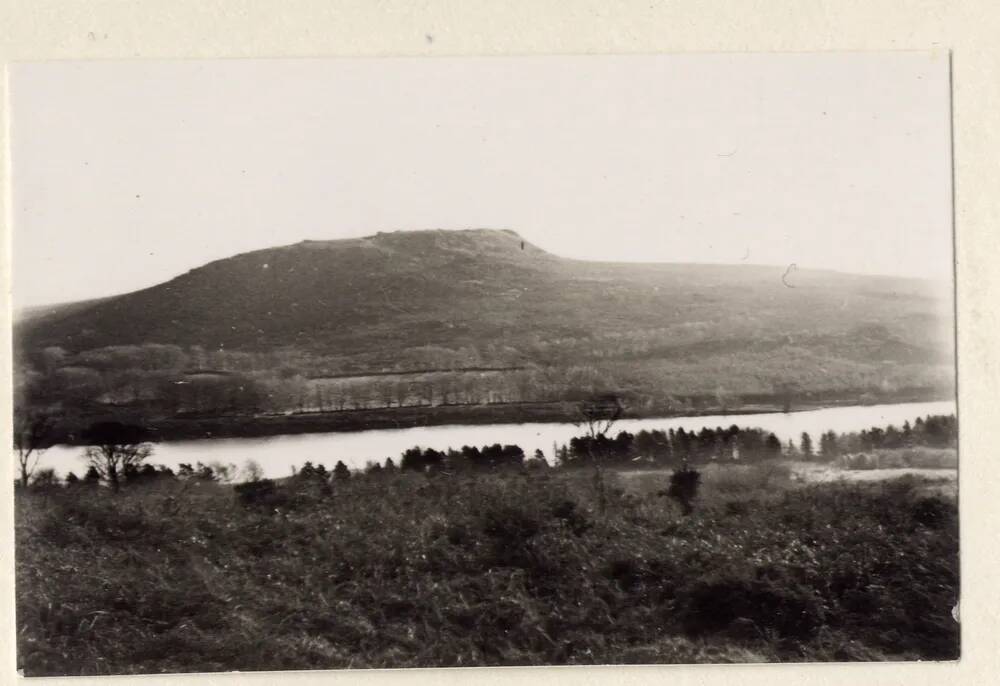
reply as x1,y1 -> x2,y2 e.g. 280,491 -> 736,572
37,400 -> 956,479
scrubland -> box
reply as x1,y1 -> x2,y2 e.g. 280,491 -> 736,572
15,459 -> 958,675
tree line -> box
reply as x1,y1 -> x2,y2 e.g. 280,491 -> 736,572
13,410 -> 956,492
796,414 -> 957,460
15,337 -> 952,440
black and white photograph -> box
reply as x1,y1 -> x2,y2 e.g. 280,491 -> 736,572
9,53 -> 958,676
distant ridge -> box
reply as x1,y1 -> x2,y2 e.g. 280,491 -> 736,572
15,229 -> 953,392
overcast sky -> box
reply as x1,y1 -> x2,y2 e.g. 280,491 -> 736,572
10,53 -> 953,309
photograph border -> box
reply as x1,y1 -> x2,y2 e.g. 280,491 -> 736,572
1,1 -> 997,684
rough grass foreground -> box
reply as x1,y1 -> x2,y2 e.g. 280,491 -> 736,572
16,467 -> 958,675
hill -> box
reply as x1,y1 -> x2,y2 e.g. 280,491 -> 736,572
14,229 -> 955,438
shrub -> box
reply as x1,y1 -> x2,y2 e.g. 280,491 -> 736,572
480,504 -> 541,542
874,447 -> 958,470
724,499 -> 753,517
902,447 -> 958,469
207,461 -> 238,483
677,573 -> 825,640
840,449 -> 958,471
605,557 -> 646,591
703,462 -> 792,494
910,496 -> 953,529
838,453 -> 876,470
549,499 -> 591,536
124,463 -> 176,485
664,467 -> 701,515
241,460 -> 264,482
37,495 -> 159,546
15,461 -> 959,673
525,453 -> 549,471
297,461 -> 327,480
477,500 -> 542,567
878,451 -> 907,469
83,466 -> 101,486
233,478 -> 287,508
192,463 -> 217,481
29,469 -> 60,491
333,461 -> 351,481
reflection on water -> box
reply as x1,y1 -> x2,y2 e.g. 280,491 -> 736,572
38,400 -> 957,480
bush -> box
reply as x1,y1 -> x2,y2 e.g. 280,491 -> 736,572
241,460 -> 264,482
233,479 -> 286,508
664,467 -> 701,515
292,461 -> 332,495
37,496 -> 159,546
885,447 -> 957,469
724,499 -> 754,516
838,448 -> 957,471
83,466 -> 101,485
177,463 -> 219,481
910,496 -> 953,529
838,453 -> 876,470
29,469 -> 60,491
549,499 -> 591,536
703,462 -> 792,494
297,461 -> 328,480
124,463 -> 176,485
677,573 -> 825,640
906,447 -> 958,469
479,504 -> 541,543
333,461 -> 351,481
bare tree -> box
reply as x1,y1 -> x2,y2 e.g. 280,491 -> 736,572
422,382 -> 435,407
576,393 -> 625,439
773,380 -> 800,413
394,380 -> 409,408
13,410 -> 53,489
574,393 -> 626,516
82,422 -> 153,492
378,379 -> 395,408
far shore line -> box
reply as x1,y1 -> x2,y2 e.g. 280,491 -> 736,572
47,388 -> 955,447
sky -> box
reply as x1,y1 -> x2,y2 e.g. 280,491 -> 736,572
10,53 -> 953,309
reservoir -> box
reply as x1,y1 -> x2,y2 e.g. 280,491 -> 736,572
37,399 -> 957,479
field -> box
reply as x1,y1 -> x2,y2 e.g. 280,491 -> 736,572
15,459 -> 959,675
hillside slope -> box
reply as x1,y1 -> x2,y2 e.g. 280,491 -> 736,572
19,228 -> 950,353
15,229 -> 955,433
